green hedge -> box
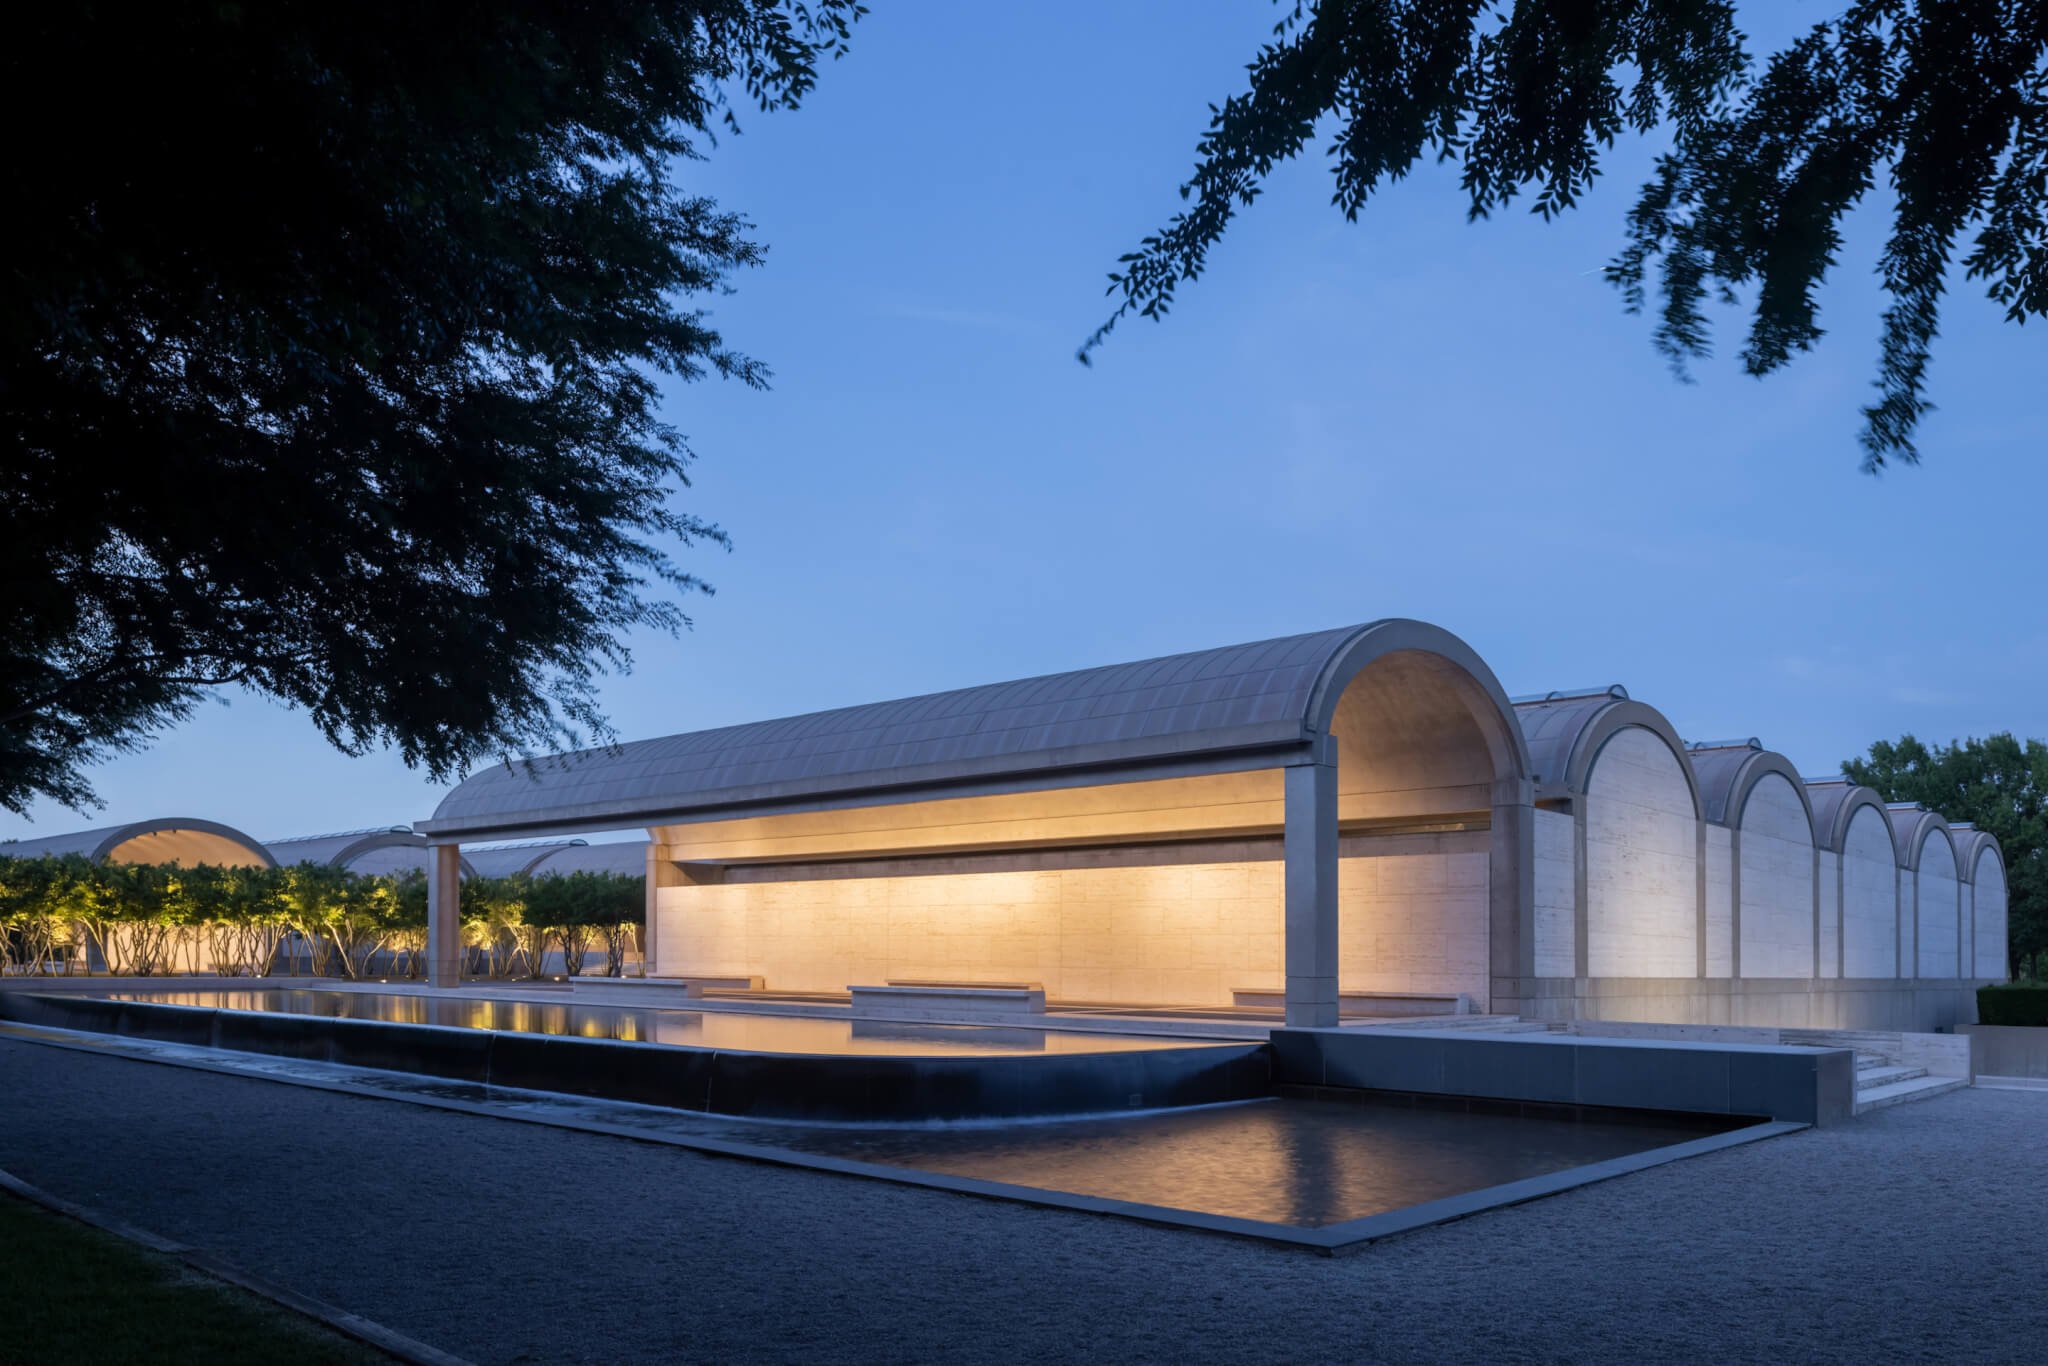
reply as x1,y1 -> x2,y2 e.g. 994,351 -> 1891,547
1977,983 -> 2048,1027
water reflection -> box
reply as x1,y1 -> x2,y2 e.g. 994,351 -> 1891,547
98,989 -> 1196,1058
771,1097 -> 1738,1227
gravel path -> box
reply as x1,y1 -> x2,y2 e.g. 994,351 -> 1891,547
2,1036 -> 2040,1365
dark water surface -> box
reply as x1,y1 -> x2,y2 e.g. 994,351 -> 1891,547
98,988 -> 1210,1057
767,1096 -> 1740,1226
16,1009 -> 1746,1228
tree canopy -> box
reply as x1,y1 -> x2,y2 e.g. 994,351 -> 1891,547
1845,732 -> 2047,976
0,853 -> 644,979
1084,1 -> 2047,470
1,1 -> 861,816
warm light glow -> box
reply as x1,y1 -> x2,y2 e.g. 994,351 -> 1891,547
656,848 -> 1487,1008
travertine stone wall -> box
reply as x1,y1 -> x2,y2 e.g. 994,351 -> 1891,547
1584,727 -> 1698,977
1738,774 -> 1816,978
1974,851 -> 2009,979
653,841 -> 1491,1007
656,863 -> 1276,1004
1337,844 -> 1490,1000
1916,834 -> 1960,979
1841,806 -> 1900,978
1532,808 -> 1576,978
1704,824 -> 1733,976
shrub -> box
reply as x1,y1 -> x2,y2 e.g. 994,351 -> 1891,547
525,871 -> 641,977
1977,983 -> 2048,1027
0,852 -> 427,978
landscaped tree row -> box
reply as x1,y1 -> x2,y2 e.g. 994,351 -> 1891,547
0,855 -> 641,980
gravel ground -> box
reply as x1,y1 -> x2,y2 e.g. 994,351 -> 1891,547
2,1036 -> 2041,1366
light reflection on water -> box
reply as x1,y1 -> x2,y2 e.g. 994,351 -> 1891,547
81,993 -> 1744,1227
98,989 -> 1209,1058
769,1097 -> 1738,1227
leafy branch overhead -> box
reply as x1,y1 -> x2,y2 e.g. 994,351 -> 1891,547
1,2 -> 862,817
1083,0 -> 2048,469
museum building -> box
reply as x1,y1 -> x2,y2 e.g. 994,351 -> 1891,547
417,619 -> 2007,1031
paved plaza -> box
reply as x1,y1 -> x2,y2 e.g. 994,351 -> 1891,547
1,1037 -> 2040,1364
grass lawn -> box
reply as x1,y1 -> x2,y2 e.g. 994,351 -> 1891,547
0,1190 -> 388,1365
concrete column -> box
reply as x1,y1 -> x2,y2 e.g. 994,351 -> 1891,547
1902,873 -> 1917,980
1695,818 -> 1709,980
1489,780 -> 1536,1016
644,842 -> 664,975
1895,867 -> 1905,980
1959,879 -> 1972,983
1729,828 -> 1743,980
1283,754 -> 1339,1029
643,842 -> 689,977
426,842 -> 462,988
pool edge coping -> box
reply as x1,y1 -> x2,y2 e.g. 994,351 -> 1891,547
0,1021 -> 1804,1255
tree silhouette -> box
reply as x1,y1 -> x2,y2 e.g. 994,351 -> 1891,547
1085,1 -> 2045,470
2,2 -> 861,815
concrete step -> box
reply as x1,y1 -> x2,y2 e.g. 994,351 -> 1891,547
1855,1064 -> 1927,1091
1783,1029 -> 1906,1055
1366,1014 -> 1535,1033
1854,1075 -> 1968,1115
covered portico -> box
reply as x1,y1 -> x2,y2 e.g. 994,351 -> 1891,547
415,620 -> 1534,1027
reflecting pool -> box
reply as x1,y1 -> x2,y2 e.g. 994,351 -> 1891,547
97,988 -> 1214,1057
766,1094 -> 1744,1226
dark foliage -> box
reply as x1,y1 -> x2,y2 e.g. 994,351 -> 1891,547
1,2 -> 860,815
1845,733 -> 2047,977
1977,981 -> 2048,1024
1086,1 -> 2047,469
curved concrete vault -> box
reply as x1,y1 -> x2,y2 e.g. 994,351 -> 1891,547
407,619 -> 2009,1030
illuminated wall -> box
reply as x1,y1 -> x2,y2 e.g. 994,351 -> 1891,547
1737,774 -> 1816,979
1841,806 -> 1899,978
1531,808 -> 1576,977
1337,842 -> 1489,1000
1915,833 -> 1961,979
1973,850 -> 2008,979
658,861 -> 1274,1004
654,843 -> 1490,1007
1584,727 -> 1698,978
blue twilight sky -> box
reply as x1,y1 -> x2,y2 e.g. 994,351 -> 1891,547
6,0 -> 2045,845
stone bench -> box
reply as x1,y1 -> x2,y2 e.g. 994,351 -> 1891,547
647,974 -> 765,998
1231,988 -> 1474,1017
851,983 -> 1046,1018
885,978 -> 1044,992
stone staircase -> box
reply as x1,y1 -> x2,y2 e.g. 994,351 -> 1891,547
1844,1053 -> 1968,1113
1777,1029 -> 1969,1114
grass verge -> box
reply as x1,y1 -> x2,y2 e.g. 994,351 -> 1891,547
0,1189 -> 387,1365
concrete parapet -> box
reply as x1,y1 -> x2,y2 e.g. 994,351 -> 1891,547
1956,1024 -> 2048,1081
1270,1026 -> 1854,1126
1571,1019 -> 1971,1079
1513,975 -> 1991,1032
0,991 -> 1269,1123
